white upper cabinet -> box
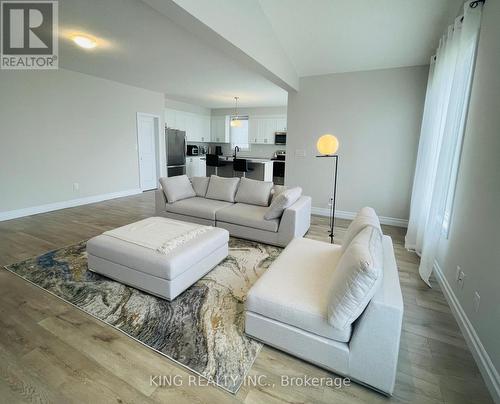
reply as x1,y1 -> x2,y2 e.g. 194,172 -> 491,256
165,108 -> 210,142
165,108 -> 176,129
210,115 -> 230,143
276,117 -> 287,132
249,115 -> 287,144
248,117 -> 259,144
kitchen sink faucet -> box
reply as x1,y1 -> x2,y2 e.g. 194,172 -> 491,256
233,146 -> 240,158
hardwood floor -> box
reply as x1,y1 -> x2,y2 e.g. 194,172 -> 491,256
0,191 -> 493,403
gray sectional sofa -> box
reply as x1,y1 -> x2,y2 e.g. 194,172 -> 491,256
155,175 -> 311,247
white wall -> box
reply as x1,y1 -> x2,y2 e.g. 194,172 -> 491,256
0,68 -> 165,216
147,0 -> 299,91
165,97 -> 211,115
286,65 -> 428,223
211,106 -> 287,117
435,0 -> 500,399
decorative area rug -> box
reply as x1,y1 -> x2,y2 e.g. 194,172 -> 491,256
4,238 -> 281,394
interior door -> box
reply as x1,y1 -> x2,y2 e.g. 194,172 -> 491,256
137,114 -> 158,191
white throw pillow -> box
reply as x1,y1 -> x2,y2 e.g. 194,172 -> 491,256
205,175 -> 240,203
159,175 -> 196,204
190,176 -> 210,197
264,187 -> 302,220
235,178 -> 273,207
327,226 -> 383,330
341,207 -> 382,253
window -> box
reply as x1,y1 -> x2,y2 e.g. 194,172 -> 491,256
230,116 -> 249,150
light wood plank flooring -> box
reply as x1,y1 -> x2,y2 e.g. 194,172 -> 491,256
0,191 -> 493,403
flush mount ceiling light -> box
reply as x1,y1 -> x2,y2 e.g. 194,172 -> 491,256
71,34 -> 98,49
230,96 -> 242,127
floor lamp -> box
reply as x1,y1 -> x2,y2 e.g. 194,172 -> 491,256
316,134 -> 339,244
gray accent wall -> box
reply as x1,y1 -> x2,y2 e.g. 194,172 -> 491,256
286,65 -> 428,221
0,68 -> 165,214
435,0 -> 500,397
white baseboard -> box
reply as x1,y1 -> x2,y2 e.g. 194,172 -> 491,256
311,207 -> 408,228
434,260 -> 500,404
0,189 -> 143,222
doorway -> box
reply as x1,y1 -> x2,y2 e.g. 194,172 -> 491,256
136,113 -> 160,191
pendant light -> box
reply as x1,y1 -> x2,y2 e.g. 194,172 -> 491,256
230,96 -> 242,127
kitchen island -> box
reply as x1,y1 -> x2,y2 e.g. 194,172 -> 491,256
205,156 -> 274,181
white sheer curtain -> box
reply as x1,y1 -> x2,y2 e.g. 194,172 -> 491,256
405,1 -> 483,286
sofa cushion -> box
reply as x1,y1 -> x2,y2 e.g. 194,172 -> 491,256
217,203 -> 280,232
166,197 -> 233,221
328,226 -> 383,330
159,175 -> 196,203
341,207 -> 382,253
235,177 -> 273,207
246,237 -> 352,342
205,175 -> 240,203
264,187 -> 302,220
190,176 -> 209,197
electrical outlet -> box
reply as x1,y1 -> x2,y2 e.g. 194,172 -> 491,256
456,266 -> 461,282
457,270 -> 466,290
73,182 -> 79,192
295,149 -> 306,158
474,291 -> 480,312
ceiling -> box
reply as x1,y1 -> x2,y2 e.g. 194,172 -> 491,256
257,0 -> 463,77
58,0 -> 288,108
57,0 -> 462,108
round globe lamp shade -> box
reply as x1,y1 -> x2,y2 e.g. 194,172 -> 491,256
316,134 -> 339,155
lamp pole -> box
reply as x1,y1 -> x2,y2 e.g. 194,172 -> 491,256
317,154 -> 339,244
316,134 -> 340,244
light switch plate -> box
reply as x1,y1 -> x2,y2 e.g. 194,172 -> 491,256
295,149 -> 306,158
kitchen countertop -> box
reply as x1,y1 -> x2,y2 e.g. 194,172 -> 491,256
218,156 -> 273,164
197,155 -> 276,164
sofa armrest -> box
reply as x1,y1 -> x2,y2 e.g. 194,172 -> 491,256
155,188 -> 167,214
277,196 -> 312,246
348,236 -> 403,395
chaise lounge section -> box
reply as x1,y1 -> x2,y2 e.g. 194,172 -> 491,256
245,208 -> 404,395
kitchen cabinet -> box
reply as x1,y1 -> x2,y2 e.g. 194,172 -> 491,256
248,115 -> 287,144
165,108 -> 211,142
210,115 -> 230,143
165,108 -> 176,129
276,117 -> 287,132
186,156 -> 206,177
205,157 -> 273,181
248,117 -> 259,144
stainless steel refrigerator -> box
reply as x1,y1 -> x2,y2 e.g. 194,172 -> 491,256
166,128 -> 186,177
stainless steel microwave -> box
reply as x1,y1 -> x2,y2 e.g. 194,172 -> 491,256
275,132 -> 287,145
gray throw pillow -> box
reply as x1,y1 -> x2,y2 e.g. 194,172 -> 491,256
271,184 -> 288,201
264,187 -> 302,220
190,176 -> 210,197
159,175 -> 196,204
235,178 -> 273,207
205,175 -> 240,203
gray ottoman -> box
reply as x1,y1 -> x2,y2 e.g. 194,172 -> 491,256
86,217 -> 229,300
